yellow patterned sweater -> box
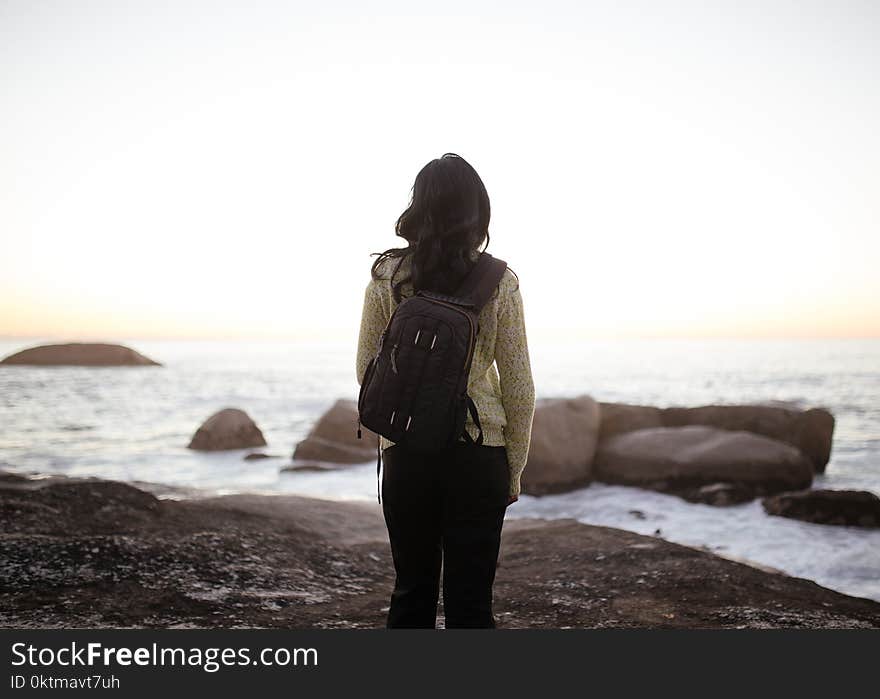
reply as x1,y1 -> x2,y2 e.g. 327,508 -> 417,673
355,251 -> 536,498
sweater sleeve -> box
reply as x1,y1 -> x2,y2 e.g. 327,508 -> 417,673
356,280 -> 388,385
495,280 -> 536,498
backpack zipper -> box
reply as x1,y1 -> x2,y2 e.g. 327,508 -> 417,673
422,298 -> 477,379
390,344 -> 399,374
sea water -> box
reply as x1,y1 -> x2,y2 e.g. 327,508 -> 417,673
1,337 -> 878,600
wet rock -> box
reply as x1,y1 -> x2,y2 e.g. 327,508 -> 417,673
280,462 -> 343,473
243,452 -> 275,461
762,489 -> 880,527
188,408 -> 267,451
680,482 -> 757,506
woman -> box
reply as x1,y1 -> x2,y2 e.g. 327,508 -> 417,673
356,153 -> 536,629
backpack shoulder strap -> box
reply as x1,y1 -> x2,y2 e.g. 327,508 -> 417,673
454,252 -> 508,313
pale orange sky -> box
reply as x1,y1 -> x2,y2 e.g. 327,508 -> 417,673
2,0 -> 878,341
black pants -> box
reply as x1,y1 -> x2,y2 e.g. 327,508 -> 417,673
380,441 -> 510,629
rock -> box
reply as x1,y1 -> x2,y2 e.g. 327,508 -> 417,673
594,425 -> 813,501
0,475 -> 161,536
3,473 -> 880,629
521,396 -> 600,495
597,402 -> 664,441
293,399 -> 377,464
188,408 -> 267,451
680,482 -> 757,506
662,404 -> 835,473
762,489 -> 880,527
281,462 -> 343,473
243,452 -> 275,461
598,402 -> 834,473
0,342 -> 160,366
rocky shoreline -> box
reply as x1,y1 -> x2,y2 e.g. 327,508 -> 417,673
2,471 -> 878,629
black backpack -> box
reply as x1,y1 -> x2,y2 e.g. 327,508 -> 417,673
357,252 -> 508,501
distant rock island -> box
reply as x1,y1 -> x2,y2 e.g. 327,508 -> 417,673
0,342 -> 161,367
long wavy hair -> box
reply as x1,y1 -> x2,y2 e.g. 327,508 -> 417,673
371,153 -> 493,303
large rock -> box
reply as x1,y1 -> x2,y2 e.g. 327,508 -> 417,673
598,402 -> 834,473
594,425 -> 813,501
763,489 -> 880,527
188,408 -> 267,451
0,342 -> 160,366
662,404 -> 834,473
521,396 -> 600,495
293,399 -> 377,463
597,402 -> 664,441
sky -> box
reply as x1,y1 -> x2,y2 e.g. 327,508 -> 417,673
1,0 -> 878,341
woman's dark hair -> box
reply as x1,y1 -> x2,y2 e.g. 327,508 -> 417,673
371,153 -> 493,302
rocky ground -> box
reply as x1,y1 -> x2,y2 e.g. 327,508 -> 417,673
1,471 -> 878,629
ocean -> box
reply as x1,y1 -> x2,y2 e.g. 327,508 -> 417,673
1,336 -> 878,601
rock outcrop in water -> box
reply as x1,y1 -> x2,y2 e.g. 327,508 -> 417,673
598,402 -> 834,473
188,408 -> 267,451
243,452 -> 275,461
518,400 -> 833,500
0,472 -> 878,629
594,426 -> 814,502
293,399 -> 377,464
295,397 -> 835,505
0,342 -> 160,367
763,489 -> 880,528
521,396 -> 600,495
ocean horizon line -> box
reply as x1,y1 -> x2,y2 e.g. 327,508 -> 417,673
2,333 -> 880,344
